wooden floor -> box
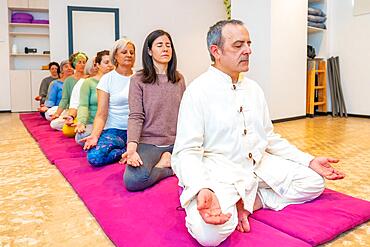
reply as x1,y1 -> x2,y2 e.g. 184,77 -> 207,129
0,113 -> 369,246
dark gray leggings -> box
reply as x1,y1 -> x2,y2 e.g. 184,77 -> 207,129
123,143 -> 174,191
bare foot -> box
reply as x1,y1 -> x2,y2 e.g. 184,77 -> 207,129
236,199 -> 251,233
155,152 -> 172,168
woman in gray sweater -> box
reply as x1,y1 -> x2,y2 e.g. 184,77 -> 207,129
121,30 -> 186,191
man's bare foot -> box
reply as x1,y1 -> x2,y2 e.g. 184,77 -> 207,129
236,199 -> 251,233
155,152 -> 172,168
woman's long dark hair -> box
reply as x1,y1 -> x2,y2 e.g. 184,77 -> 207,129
141,30 -> 180,84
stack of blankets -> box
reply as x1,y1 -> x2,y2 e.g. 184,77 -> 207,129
308,7 -> 326,29
11,12 -> 49,24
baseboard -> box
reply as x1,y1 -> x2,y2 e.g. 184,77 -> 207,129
271,112 -> 370,123
347,113 -> 370,119
325,112 -> 370,118
314,112 -> 330,116
272,115 -> 307,123
0,110 -> 11,113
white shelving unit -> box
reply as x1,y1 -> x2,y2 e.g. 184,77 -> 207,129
307,0 -> 328,58
307,0 -> 330,114
7,0 -> 50,112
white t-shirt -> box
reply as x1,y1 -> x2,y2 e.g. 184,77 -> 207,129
69,78 -> 85,109
96,70 -> 130,130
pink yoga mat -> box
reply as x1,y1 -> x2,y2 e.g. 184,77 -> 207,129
53,157 -> 310,247
20,113 -> 370,246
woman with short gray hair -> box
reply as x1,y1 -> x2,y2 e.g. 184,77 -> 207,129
82,38 -> 135,166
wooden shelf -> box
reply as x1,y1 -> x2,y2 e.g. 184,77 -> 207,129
9,23 -> 49,28
315,86 -> 325,89
10,53 -> 50,57
9,32 -> 49,37
314,101 -> 326,106
308,26 -> 326,33
9,7 -> 48,12
308,69 -> 325,73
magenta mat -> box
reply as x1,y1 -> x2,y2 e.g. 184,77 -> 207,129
20,113 -> 370,246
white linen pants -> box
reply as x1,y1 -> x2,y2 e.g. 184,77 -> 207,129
45,106 -> 58,121
49,110 -> 67,130
184,154 -> 325,246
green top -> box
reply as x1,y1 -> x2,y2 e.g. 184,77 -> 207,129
58,76 -> 78,109
77,77 -> 99,125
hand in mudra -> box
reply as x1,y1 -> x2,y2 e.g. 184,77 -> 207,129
39,106 -> 48,113
120,151 -> 143,167
309,157 -> 345,180
74,123 -> 86,133
81,135 -> 98,150
197,189 -> 231,225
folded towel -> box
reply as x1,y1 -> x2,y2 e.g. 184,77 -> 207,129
32,20 -> 49,24
308,15 -> 327,23
308,7 -> 326,17
308,21 -> 326,30
11,18 -> 33,24
11,12 -> 33,21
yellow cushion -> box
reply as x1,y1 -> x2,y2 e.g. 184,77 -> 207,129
62,119 -> 77,138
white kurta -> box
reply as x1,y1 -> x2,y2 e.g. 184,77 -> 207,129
172,66 -> 315,213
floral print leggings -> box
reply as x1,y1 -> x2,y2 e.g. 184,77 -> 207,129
87,128 -> 127,166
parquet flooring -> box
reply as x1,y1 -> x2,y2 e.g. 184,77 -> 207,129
0,113 -> 369,246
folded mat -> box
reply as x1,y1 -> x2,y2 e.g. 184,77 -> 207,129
251,189 -> 370,245
20,113 -> 370,246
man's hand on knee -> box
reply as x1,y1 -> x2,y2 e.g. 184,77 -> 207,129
309,157 -> 345,180
196,189 -> 231,225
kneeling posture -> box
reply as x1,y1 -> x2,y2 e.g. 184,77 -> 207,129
122,30 -> 186,191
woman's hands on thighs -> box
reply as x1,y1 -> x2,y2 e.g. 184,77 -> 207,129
120,142 -> 143,166
120,151 -> 143,167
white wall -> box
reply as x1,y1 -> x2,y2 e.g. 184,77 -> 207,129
49,0 -> 122,63
270,0 -> 307,119
50,0 -> 226,83
232,0 -> 308,120
0,0 -> 11,111
231,0 -> 272,98
120,0 -> 225,82
329,0 -> 370,115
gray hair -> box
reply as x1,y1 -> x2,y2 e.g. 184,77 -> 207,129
59,60 -> 70,72
110,37 -> 135,66
84,56 -> 95,75
207,19 -> 244,62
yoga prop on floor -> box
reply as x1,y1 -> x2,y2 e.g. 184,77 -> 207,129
327,56 -> 347,117
20,113 -> 370,247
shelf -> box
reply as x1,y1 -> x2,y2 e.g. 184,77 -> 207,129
9,32 -> 49,37
10,53 -> 50,57
314,101 -> 326,106
9,23 -> 49,28
314,86 -> 325,90
308,26 -> 326,33
9,7 -> 48,12
308,69 -> 325,73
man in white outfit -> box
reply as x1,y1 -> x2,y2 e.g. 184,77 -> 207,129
171,19 -> 345,246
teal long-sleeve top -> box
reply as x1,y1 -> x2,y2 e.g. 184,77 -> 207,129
58,76 -> 78,109
77,78 -> 99,125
